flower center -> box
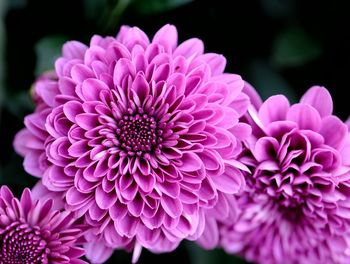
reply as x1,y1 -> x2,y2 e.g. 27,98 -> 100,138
116,113 -> 161,155
0,221 -> 48,264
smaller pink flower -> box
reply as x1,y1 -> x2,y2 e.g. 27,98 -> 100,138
215,86 -> 350,264
0,185 -> 86,264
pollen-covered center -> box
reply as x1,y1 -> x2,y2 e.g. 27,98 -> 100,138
116,113 -> 162,155
0,222 -> 48,264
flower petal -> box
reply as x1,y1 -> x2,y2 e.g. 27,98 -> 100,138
300,86 -> 333,117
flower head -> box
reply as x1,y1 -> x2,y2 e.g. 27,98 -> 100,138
0,185 -> 86,264
13,24 -> 250,259
218,86 -> 350,263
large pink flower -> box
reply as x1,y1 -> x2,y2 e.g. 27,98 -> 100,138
0,185 -> 86,264
217,86 -> 350,264
13,24 -> 250,260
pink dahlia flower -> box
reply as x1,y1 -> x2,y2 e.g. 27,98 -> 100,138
13,24 -> 250,260
0,185 -> 86,264
218,86 -> 350,263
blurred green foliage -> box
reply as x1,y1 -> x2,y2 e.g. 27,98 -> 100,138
35,35 -> 68,75
272,26 -> 322,68
131,0 -> 193,15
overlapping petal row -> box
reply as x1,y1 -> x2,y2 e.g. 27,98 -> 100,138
213,86 -> 350,264
14,24 -> 250,256
0,185 -> 86,264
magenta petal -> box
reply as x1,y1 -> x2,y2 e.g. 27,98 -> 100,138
174,38 -> 204,58
198,150 -> 221,171
319,115 -> 347,150
115,213 -> 139,237
196,217 -> 218,249
254,137 -> 279,161
199,53 -> 226,76
134,171 -> 155,193
286,103 -> 321,131
161,194 -> 183,218
81,78 -> 109,101
179,153 -> 202,171
20,188 -> 32,216
211,165 -> 242,194
63,101 -> 83,122
113,58 -> 136,86
152,24 -> 178,52
68,140 -> 89,157
66,187 -> 91,206
75,113 -> 99,130
259,95 -> 290,126
13,129 -> 43,156
71,64 -> 95,83
127,194 -> 144,217
132,73 -> 149,102
158,181 -> 180,199
96,186 -> 118,209
242,81 -> 263,109
84,241 -> 113,264
63,41 -> 87,59
300,86 -> 333,117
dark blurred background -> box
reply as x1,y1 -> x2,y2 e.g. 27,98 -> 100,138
0,0 -> 349,263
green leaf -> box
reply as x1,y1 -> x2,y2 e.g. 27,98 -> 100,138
2,90 -> 34,118
35,35 -> 68,76
186,242 -> 248,264
260,0 -> 295,19
104,0 -> 132,32
83,0 -> 108,21
272,27 -> 322,68
247,59 -> 298,103
131,0 -> 192,15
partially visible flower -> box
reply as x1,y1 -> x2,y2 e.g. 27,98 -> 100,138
0,185 -> 86,264
217,86 -> 350,264
13,24 -> 251,261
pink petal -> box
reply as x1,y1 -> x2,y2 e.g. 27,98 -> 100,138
63,101 -> 83,122
174,38 -> 204,58
259,95 -> 290,126
242,81 -> 263,109
75,113 -> 99,130
84,241 -> 113,264
158,181 -> 180,199
113,58 -> 136,86
134,170 -> 155,193
319,115 -> 347,150
161,194 -> 183,218
196,217 -> 219,249
198,150 -> 221,171
211,164 -> 243,194
63,41 -> 87,59
300,86 -> 333,117
127,194 -> 144,217
66,187 -> 91,206
179,153 -> 202,171
286,103 -> 321,131
96,186 -> 118,209
199,53 -> 226,76
71,64 -> 95,83
132,73 -> 149,102
81,79 -> 109,101
254,137 -> 279,162
152,24 -> 178,52
115,213 -> 139,237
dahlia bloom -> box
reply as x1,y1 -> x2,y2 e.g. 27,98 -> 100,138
14,24 -> 250,260
0,185 -> 86,264
218,86 -> 350,263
